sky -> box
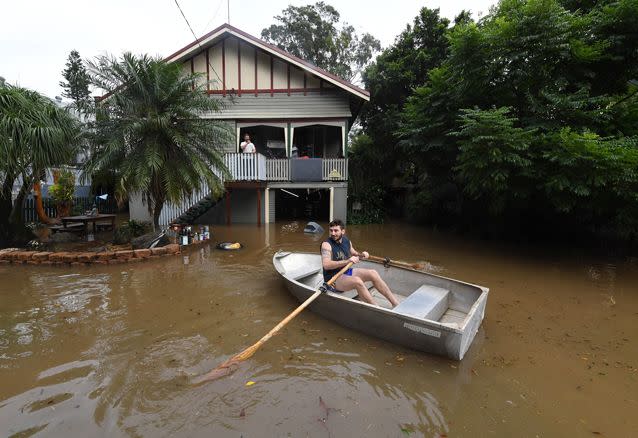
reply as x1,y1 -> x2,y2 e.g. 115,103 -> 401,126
0,0 -> 496,99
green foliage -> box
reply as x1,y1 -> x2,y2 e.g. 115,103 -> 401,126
451,107 -> 535,214
113,219 -> 151,244
48,170 -> 76,204
261,2 -> 380,80
539,129 -> 638,213
0,83 -> 79,245
84,53 -> 232,227
348,184 -> 386,224
59,50 -> 92,114
355,0 -> 638,241
347,134 -> 390,223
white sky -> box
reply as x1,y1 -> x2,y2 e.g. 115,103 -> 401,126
0,0 -> 495,98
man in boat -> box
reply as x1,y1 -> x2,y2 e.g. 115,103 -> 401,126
321,219 -> 400,308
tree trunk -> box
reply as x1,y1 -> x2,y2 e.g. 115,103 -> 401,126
33,180 -> 53,224
9,177 -> 31,226
0,172 -> 17,246
152,199 -> 165,230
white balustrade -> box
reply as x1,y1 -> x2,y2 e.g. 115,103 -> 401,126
322,158 -> 348,181
223,153 -> 266,181
266,159 -> 290,181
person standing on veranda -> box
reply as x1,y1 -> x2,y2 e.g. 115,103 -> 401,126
240,133 -> 256,153
321,219 -> 399,307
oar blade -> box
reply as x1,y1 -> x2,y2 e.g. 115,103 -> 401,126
192,360 -> 240,385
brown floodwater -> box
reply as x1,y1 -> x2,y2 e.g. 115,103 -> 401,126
1,222 -> 637,437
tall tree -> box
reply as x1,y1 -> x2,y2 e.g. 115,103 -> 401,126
261,2 -> 380,81
348,8 -> 455,222
0,84 -> 79,245
59,50 -> 91,114
397,0 -> 638,237
84,53 -> 231,227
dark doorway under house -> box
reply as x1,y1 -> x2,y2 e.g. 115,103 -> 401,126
275,188 -> 330,221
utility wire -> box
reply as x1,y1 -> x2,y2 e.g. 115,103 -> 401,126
200,0 -> 225,35
173,0 -> 223,86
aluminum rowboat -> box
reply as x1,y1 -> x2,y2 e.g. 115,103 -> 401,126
273,251 -> 489,360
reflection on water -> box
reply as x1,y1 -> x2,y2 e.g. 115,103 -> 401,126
1,222 -> 637,437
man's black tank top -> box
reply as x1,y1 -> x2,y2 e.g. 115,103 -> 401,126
322,236 -> 351,282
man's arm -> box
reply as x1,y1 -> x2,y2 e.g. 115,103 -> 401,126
322,241 -> 358,270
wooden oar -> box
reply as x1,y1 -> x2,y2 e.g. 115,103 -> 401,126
193,261 -> 354,385
367,254 -> 424,270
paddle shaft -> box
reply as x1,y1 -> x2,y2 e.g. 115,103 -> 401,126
196,261 -> 353,383
367,254 -> 423,270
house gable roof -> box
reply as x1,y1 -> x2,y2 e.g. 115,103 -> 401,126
165,23 -> 370,101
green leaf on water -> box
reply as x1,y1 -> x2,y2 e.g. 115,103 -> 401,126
400,425 -> 414,436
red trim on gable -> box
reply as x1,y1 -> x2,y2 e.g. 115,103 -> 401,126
207,88 -> 322,95
222,40 -> 226,96
190,58 -> 194,90
206,49 -> 210,92
254,50 -> 258,97
237,42 -> 242,96
270,56 -> 274,97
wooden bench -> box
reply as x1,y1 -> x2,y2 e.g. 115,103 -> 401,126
393,284 -> 450,321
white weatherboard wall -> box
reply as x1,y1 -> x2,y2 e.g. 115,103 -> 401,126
203,92 -> 351,119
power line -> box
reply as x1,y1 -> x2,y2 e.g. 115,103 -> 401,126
200,0 -> 225,35
173,0 -> 223,86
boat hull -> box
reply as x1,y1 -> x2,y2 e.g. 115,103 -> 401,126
274,252 -> 488,360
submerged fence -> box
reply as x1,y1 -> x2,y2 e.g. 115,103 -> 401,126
22,196 -> 118,222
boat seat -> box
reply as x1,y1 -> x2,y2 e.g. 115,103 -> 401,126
393,284 -> 450,321
287,266 -> 322,281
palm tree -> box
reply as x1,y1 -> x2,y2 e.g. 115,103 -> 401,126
0,84 -> 79,245
84,53 -> 231,228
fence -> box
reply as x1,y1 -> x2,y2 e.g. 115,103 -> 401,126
22,196 -> 118,222
224,153 -> 267,181
265,159 -> 290,181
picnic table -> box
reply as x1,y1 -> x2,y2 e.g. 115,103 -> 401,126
60,214 -> 117,234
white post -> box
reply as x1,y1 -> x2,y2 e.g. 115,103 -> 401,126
264,188 -> 269,224
341,123 -> 346,157
329,187 -> 334,222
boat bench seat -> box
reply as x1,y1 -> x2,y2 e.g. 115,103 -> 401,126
287,266 -> 322,281
393,284 -> 450,321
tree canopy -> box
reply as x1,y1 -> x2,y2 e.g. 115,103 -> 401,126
351,0 -> 638,241
60,50 -> 92,114
261,2 -> 380,81
0,84 -> 80,244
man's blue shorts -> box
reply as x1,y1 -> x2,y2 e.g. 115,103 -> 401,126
324,268 -> 353,293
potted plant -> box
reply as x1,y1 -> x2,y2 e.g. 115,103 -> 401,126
48,170 -> 75,218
